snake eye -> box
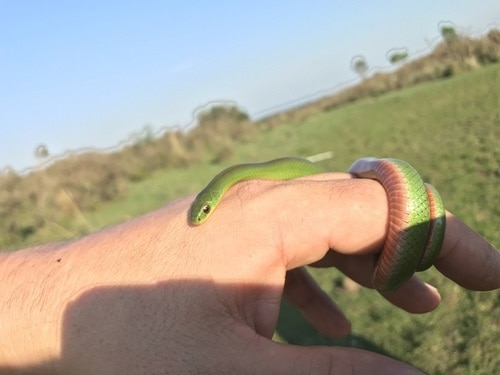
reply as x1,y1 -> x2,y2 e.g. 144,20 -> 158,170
202,205 -> 211,214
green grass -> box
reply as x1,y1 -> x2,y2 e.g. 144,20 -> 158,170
29,64 -> 500,373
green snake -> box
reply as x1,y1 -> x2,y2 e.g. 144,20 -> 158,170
189,157 -> 446,293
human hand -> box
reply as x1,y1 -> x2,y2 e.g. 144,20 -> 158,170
1,173 -> 498,374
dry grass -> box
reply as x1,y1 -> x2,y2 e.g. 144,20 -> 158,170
260,29 -> 500,126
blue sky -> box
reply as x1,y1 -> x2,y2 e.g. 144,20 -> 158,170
1,1 -> 498,172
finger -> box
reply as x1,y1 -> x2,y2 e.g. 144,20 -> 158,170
273,180 -> 498,291
314,251 -> 441,313
435,212 -> 500,290
241,334 -> 423,374
302,181 -> 500,292
253,177 -> 389,269
283,267 -> 351,338
196,174 -> 388,270
311,251 -> 377,287
381,278 -> 441,313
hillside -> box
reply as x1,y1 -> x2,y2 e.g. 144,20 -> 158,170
1,29 -> 499,249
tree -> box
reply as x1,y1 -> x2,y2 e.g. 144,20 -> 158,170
440,23 -> 458,43
34,144 -> 49,160
387,48 -> 409,64
197,104 -> 249,125
188,103 -> 253,154
350,55 -> 369,79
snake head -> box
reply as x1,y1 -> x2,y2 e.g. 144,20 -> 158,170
189,189 -> 218,225
189,202 -> 212,224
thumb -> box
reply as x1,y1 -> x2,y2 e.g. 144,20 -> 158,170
240,336 -> 423,375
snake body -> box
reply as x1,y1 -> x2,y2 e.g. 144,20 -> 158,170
189,157 -> 323,224
190,157 -> 446,293
348,158 -> 445,292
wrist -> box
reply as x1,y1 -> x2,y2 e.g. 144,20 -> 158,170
0,244 -> 67,373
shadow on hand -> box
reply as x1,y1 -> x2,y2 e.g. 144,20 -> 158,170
1,218 -> 442,373
0,279 -> 397,374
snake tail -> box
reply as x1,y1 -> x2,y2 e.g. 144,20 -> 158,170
348,157 -> 445,293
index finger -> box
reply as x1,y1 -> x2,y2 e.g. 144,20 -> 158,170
435,212 -> 500,291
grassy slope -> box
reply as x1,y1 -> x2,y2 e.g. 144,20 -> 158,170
58,64 -> 499,374
248,65 -> 499,374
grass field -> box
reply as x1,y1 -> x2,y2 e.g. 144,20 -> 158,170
22,64 -> 500,373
